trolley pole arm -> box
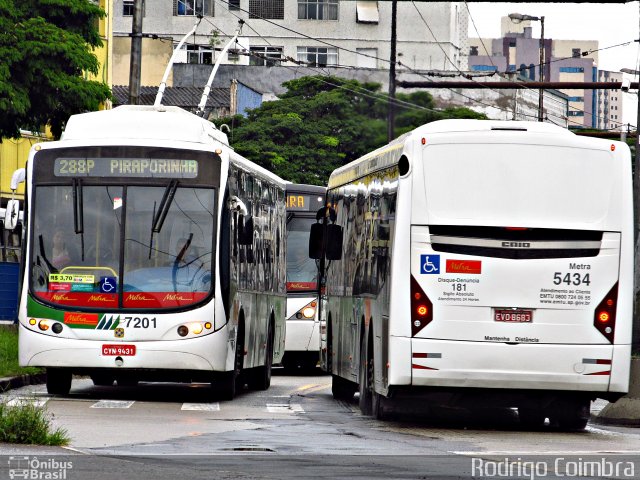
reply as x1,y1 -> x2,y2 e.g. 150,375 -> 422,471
154,16 -> 202,107
196,20 -> 244,118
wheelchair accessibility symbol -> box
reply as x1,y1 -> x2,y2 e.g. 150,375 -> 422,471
100,276 -> 117,293
420,255 -> 440,274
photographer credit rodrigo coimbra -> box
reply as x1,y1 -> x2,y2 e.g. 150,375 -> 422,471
471,457 -> 635,480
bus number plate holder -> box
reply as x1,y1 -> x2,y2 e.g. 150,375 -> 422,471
102,344 -> 136,356
494,309 -> 533,323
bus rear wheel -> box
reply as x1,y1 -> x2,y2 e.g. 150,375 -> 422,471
332,374 -> 357,401
247,325 -> 273,391
358,335 -> 373,416
550,398 -> 590,431
46,368 -> 72,395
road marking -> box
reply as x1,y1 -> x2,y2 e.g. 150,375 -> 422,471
5,397 -> 49,408
181,403 -> 220,411
295,383 -> 330,394
90,400 -> 135,409
266,403 -> 304,413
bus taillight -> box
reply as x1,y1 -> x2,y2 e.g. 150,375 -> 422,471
411,275 -> 433,336
594,282 -> 618,343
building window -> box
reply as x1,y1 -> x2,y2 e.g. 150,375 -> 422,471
568,111 -> 585,117
469,46 -> 478,56
185,44 -> 213,64
559,67 -> 585,73
470,65 -> 497,72
249,0 -> 284,19
176,0 -> 214,16
229,0 -> 240,10
356,1 -> 378,24
123,0 -> 134,16
572,48 -> 581,58
567,96 -> 584,102
297,46 -> 338,67
298,0 -> 338,20
249,46 -> 283,66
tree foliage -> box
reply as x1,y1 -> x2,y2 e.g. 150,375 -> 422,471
214,76 -> 486,185
0,0 -> 111,139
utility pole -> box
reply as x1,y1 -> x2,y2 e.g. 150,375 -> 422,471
387,0 -> 397,142
128,0 -> 144,105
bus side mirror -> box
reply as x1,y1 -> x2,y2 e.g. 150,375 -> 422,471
309,222 -> 324,259
325,224 -> 343,261
4,199 -> 19,231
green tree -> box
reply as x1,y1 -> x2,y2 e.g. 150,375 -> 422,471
0,0 -> 111,139
215,76 -> 486,185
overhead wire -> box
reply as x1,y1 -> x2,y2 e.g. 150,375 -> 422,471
176,1 -> 635,130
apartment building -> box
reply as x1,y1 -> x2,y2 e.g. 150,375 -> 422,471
111,0 -> 469,87
469,17 -> 617,129
597,70 -> 625,131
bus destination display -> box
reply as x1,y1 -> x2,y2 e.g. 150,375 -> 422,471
54,158 -> 198,178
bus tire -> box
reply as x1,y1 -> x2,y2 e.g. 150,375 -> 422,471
372,388 -> 390,420
358,334 -> 373,416
331,374 -> 356,401
46,368 -> 72,395
518,408 -> 546,430
551,398 -> 590,431
217,322 -> 245,400
247,324 -> 273,391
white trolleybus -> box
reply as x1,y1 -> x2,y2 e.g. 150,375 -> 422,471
15,105 -> 287,399
310,119 -> 633,429
283,184 -> 326,371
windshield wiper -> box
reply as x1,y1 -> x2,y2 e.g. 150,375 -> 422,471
72,178 -> 85,261
152,180 -> 178,233
149,180 -> 178,259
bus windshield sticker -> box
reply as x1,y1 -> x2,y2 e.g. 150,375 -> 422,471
49,274 -> 95,284
113,197 -> 122,210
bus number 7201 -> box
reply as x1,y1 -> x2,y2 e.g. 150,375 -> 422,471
124,317 -> 157,328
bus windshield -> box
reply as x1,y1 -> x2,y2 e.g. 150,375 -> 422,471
286,217 -> 317,292
31,184 -> 215,309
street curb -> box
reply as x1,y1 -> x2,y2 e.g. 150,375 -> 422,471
0,373 -> 46,393
592,358 -> 640,426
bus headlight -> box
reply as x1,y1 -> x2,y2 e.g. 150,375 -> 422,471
301,306 -> 316,319
38,320 -> 50,331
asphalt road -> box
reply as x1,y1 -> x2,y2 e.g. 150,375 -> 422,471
1,369 -> 640,479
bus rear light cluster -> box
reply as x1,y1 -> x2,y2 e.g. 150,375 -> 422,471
295,301 -> 317,320
411,275 -> 433,336
594,282 -> 618,343
177,322 -> 213,338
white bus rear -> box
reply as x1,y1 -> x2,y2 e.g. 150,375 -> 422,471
319,120 -> 633,429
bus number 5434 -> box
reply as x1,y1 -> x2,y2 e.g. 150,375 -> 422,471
553,272 -> 591,286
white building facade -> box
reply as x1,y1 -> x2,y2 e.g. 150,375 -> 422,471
112,0 -> 469,86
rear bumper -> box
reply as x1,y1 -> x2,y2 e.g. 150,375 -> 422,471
388,336 -> 630,394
